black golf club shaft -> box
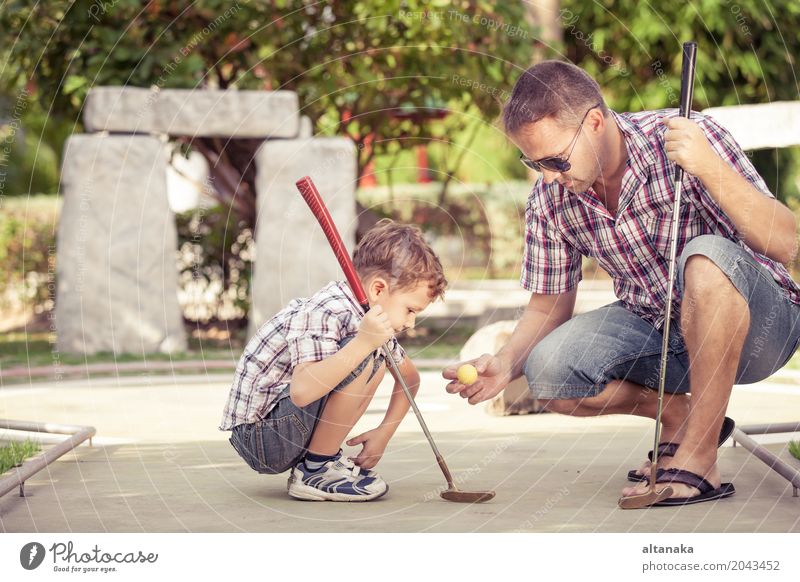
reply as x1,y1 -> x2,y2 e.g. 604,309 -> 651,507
650,41 -> 698,485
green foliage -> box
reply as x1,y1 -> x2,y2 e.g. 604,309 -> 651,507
557,0 -> 800,202
1,1 -> 535,177
0,440 -> 41,475
175,204 -> 254,322
790,440 -> 800,462
358,181 -> 529,278
0,126 -> 61,196
0,195 -> 60,313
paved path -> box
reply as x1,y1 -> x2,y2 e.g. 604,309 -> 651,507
1,372 -> 799,532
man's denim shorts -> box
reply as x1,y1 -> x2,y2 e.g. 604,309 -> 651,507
229,335 -> 383,474
524,234 -> 800,400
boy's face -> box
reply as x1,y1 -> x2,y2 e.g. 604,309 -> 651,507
367,277 -> 434,334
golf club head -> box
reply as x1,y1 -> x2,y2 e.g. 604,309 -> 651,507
617,485 -> 674,509
440,489 -> 496,503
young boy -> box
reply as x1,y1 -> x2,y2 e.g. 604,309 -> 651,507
219,219 -> 447,501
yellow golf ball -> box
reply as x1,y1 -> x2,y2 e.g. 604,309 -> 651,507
457,364 -> 478,385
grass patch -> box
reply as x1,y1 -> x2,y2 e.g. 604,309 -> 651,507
398,325 -> 475,361
0,440 -> 41,474
789,440 -> 800,462
0,331 -> 240,370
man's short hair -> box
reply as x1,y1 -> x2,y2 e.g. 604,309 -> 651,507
354,219 -> 447,301
503,60 -> 608,134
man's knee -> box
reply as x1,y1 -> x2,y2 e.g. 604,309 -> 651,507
683,254 -> 732,295
678,235 -> 743,299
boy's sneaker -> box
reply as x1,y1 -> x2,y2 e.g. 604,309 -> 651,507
287,454 -> 388,501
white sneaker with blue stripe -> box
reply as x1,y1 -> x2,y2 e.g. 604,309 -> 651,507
287,454 -> 388,501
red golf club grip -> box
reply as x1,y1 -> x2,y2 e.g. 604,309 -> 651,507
295,176 -> 369,311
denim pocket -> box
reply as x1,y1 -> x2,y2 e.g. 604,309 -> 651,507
251,413 -> 310,474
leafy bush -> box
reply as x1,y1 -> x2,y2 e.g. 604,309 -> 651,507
358,182 -> 529,279
0,195 -> 59,316
175,204 -> 254,323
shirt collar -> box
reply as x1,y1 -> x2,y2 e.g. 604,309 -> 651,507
610,110 -> 659,181
336,280 -> 367,316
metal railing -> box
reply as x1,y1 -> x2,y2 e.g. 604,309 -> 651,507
0,419 -> 96,499
731,423 -> 800,497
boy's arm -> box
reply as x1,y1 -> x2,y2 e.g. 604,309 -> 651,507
290,336 -> 376,407
290,305 -> 394,407
346,354 -> 419,469
376,355 -> 420,439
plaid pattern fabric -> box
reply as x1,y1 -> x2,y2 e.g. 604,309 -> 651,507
219,281 -> 405,430
520,108 -> 800,330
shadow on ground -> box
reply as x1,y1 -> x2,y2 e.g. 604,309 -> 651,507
2,429 -> 798,533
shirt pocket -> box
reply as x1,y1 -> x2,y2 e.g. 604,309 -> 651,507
644,202 -> 704,262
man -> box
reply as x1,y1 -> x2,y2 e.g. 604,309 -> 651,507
444,60 -> 800,506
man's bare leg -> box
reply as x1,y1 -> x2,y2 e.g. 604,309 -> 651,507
541,379 -> 691,476
622,254 -> 750,498
306,362 -> 386,456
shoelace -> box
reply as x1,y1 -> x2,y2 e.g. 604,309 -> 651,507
338,457 -> 361,477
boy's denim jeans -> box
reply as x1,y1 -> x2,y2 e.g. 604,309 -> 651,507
229,335 -> 382,474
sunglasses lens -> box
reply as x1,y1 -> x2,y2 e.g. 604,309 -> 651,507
538,158 -> 570,173
519,155 -> 570,173
521,158 -> 540,171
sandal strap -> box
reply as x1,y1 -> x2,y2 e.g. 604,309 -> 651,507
655,467 -> 715,494
647,442 -> 680,462
645,417 -> 736,462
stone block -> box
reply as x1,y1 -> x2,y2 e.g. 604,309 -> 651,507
250,138 -> 357,335
83,87 -> 300,138
56,134 -> 187,355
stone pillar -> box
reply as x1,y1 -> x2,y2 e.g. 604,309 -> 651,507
250,138 -> 357,334
56,134 -> 187,355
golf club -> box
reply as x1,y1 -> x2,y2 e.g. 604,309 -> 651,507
295,176 -> 496,504
619,41 -> 698,509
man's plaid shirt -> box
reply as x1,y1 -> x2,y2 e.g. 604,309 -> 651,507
220,281 -> 405,430
520,108 -> 800,330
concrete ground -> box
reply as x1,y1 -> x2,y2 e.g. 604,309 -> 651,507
1,370 -> 799,532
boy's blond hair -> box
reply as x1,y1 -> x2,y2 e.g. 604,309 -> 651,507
353,219 -> 447,301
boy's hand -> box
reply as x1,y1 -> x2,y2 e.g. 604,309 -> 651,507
356,305 -> 394,350
346,427 -> 391,470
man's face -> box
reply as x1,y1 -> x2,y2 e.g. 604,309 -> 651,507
510,109 -> 607,194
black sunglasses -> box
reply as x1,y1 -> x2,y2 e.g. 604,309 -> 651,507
519,102 -> 602,173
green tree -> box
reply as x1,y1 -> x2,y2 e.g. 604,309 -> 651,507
1,0 -> 534,226
556,0 -> 800,202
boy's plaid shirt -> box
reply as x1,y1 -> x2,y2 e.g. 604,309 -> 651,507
219,281 -> 405,430
520,108 -> 800,330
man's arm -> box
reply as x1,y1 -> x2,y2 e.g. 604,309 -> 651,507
444,287 -> 577,405
664,116 -> 798,264
496,288 -> 578,381
695,157 -> 797,264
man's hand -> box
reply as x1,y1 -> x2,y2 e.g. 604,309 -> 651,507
346,427 -> 391,470
442,354 -> 510,405
663,117 -> 718,178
